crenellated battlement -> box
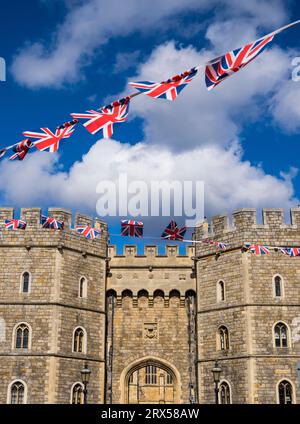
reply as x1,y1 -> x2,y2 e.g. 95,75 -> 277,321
194,207 -> 300,257
0,207 -> 108,257
108,244 -> 194,258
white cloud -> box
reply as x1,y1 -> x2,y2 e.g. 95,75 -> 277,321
0,139 -> 297,223
113,51 -> 141,73
124,41 -> 292,150
5,0 -> 299,225
270,77 -> 300,132
11,0 -> 288,88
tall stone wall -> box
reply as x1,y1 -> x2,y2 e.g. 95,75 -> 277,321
0,207 -> 107,404
194,208 -> 300,404
106,244 -> 197,404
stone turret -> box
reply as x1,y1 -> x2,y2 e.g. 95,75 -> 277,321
194,207 -> 300,258
194,207 -> 300,404
0,207 -> 108,404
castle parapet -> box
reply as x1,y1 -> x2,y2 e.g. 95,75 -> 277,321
195,207 -> 300,257
232,208 -> 256,230
0,207 -> 14,224
20,207 -> 42,227
212,215 -> 229,236
48,207 -> 72,228
0,207 -> 108,257
108,244 -> 194,258
262,208 -> 285,228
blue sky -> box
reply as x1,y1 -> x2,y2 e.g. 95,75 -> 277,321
1,0 -> 300,251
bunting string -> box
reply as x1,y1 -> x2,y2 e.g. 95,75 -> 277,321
1,20 -> 300,161
2,215 -> 300,257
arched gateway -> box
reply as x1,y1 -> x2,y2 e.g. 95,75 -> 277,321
120,357 -> 181,404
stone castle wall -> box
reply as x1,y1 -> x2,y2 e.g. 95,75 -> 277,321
195,208 -> 300,404
106,244 -> 197,404
0,207 -> 107,404
0,206 -> 300,404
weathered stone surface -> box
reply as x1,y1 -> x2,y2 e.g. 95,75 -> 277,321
0,207 -> 107,404
195,208 -> 300,404
1,206 -> 300,404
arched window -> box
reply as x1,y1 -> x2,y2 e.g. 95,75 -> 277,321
169,289 -> 180,307
106,289 -> 117,306
273,275 -> 283,298
71,383 -> 84,404
219,381 -> 231,404
8,380 -> 27,404
274,322 -> 289,348
218,326 -> 229,351
138,290 -> 149,307
122,290 -> 133,307
278,380 -> 293,404
217,280 -> 225,302
78,277 -> 87,298
153,290 -> 164,306
14,323 -> 30,349
73,327 -> 86,353
125,358 -> 179,404
21,272 -> 30,293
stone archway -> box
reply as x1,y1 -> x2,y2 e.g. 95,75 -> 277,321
120,356 -> 181,404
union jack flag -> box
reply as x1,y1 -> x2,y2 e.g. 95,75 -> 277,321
121,220 -> 144,238
205,33 -> 274,90
161,220 -> 186,241
9,139 -> 33,161
203,239 -> 227,251
71,98 -> 130,138
5,219 -> 27,230
129,67 -> 198,101
244,243 -> 270,255
41,215 -> 64,230
216,241 -> 227,251
281,247 -> 300,257
23,125 -> 76,153
76,225 -> 101,240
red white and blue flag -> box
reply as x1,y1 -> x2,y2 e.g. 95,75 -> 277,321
129,67 -> 198,101
9,139 -> 33,161
280,247 -> 300,257
5,219 -> 27,230
71,98 -> 130,139
41,215 -> 64,230
0,149 -> 6,159
216,241 -> 227,251
76,225 -> 101,240
203,239 -> 228,250
244,243 -> 270,255
23,125 -> 76,153
161,220 -> 187,241
121,220 -> 144,238
205,34 -> 275,90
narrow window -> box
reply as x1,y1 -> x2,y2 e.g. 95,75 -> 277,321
73,327 -> 85,353
274,322 -> 288,348
15,324 -> 30,349
274,276 -> 283,297
219,381 -> 231,404
278,380 -> 293,404
145,365 -> 157,384
166,373 -> 173,385
219,326 -> 229,351
10,381 -> 25,404
71,383 -> 84,404
217,280 -> 225,302
79,277 -> 87,298
21,272 -> 30,293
